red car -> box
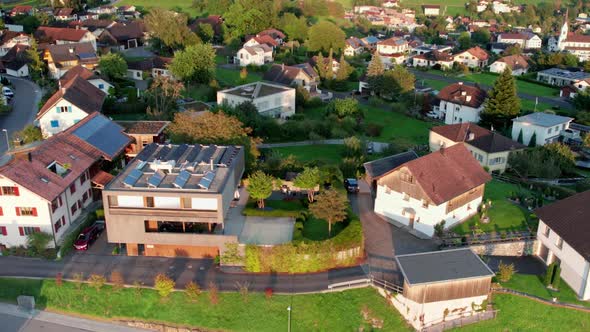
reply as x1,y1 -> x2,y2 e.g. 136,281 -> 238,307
73,223 -> 103,251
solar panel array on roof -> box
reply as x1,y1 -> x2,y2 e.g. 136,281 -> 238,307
72,115 -> 130,158
123,168 -> 143,187
173,170 -> 191,189
79,53 -> 96,59
136,161 -> 147,170
148,170 -> 166,188
136,144 -> 157,161
165,144 -> 188,162
181,145 -> 202,163
219,146 -> 238,166
198,145 -> 216,164
155,146 -> 171,160
198,171 -> 215,189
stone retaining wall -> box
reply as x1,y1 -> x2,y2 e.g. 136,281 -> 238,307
468,239 -> 538,256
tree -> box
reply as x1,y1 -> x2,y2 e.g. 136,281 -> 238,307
504,44 -> 522,56
329,97 -> 361,118
154,274 -> 175,299
169,44 -> 216,84
307,21 -> 345,53
247,171 -> 274,209
145,77 -> 184,120
335,54 -> 353,82
280,13 -> 308,42
516,129 -> 524,144
471,28 -> 491,45
13,125 -> 42,144
223,0 -> 277,40
196,23 -> 215,43
366,53 -> 384,93
458,32 -> 472,50
497,261 -> 516,282
388,65 -> 415,94
185,281 -> 202,302
528,131 -> 537,147
27,39 -> 44,81
314,53 -> 328,80
293,167 -> 321,202
309,189 -> 348,235
26,232 -> 52,255
144,8 -> 199,52
99,53 -> 127,80
545,142 -> 575,171
480,67 -> 520,129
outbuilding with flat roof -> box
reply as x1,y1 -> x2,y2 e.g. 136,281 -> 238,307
511,112 -> 573,146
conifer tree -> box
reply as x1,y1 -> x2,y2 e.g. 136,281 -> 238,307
517,129 -> 524,144
367,53 -> 384,94
315,53 -> 327,80
480,67 -> 521,129
528,132 -> 537,147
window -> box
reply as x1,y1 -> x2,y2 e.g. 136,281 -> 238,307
70,183 -> 76,194
54,219 -> 62,233
403,193 -> 410,201
57,106 -> 71,113
71,203 -> 78,215
82,191 -> 89,202
400,173 -> 413,183
141,139 -> 149,147
548,128 -> 552,134
98,83 -> 104,89
422,200 -> 428,209
16,207 -> 37,216
19,227 -> 40,236
77,200 -> 82,209
50,120 -> 60,128
1,186 -> 19,196
80,172 -> 87,184
0,226 -> 6,236
555,236 -> 564,249
145,196 -> 154,208
543,225 -> 551,237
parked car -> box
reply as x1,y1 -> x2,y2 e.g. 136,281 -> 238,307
73,223 -> 104,251
344,178 -> 360,193
2,86 -> 13,98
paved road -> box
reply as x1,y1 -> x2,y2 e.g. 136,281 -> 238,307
410,69 -> 573,111
0,76 -> 42,154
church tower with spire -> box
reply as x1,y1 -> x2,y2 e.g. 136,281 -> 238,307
557,9 -> 569,51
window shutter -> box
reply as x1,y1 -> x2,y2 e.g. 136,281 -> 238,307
34,227 -> 41,233
58,196 -> 62,206
32,208 -> 37,217
15,207 -> 20,216
0,207 -> 3,216
68,106 -> 72,113
1,226 -> 6,236
14,187 -> 19,196
18,227 -> 24,236
56,106 -> 60,113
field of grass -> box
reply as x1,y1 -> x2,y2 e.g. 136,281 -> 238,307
302,217 -> 348,241
400,0 -> 548,17
452,180 -> 533,235
500,274 -> 590,308
243,199 -> 305,218
216,68 -> 262,87
118,0 -> 199,16
418,78 -> 449,91
363,106 -> 434,144
0,278 -> 412,332
460,72 -> 559,97
269,144 -> 347,164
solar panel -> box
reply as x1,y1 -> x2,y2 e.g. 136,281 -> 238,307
72,115 -> 130,158
155,146 -> 171,160
197,145 -> 216,164
123,169 -> 143,187
136,161 -> 147,170
181,145 -> 202,163
218,146 -> 236,166
147,170 -> 166,188
136,144 -> 157,161
198,171 -> 216,190
165,144 -> 188,162
79,52 -> 97,59
173,170 -> 191,189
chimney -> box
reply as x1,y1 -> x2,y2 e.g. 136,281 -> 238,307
468,132 -> 475,141
458,81 -> 463,85
466,95 -> 472,102
461,91 -> 467,96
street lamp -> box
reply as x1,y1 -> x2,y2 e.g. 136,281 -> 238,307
287,306 -> 292,332
2,129 -> 9,151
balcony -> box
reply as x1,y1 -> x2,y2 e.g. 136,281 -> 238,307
108,206 -> 218,220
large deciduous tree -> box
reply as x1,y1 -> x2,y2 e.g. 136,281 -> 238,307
169,43 -> 216,85
223,0 -> 278,40
309,189 -> 348,235
280,13 -> 308,42
146,77 -> 184,120
480,67 -> 520,129
145,8 -> 200,52
247,171 -> 275,209
307,21 -> 345,54
293,167 -> 321,202
99,53 -> 127,80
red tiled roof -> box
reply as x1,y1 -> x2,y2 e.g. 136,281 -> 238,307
11,5 -> 32,14
431,123 -> 491,142
437,83 -> 487,108
495,54 -> 529,71
35,26 -> 88,43
458,46 -> 489,60
398,144 -> 491,205
252,35 -> 278,47
37,76 -> 106,119
565,32 -> 590,43
107,21 -> 145,41
91,170 -> 114,188
257,28 -> 285,40
55,8 -> 74,16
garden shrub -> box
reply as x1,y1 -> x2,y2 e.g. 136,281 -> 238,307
544,263 -> 556,286
220,243 -> 243,265
27,232 -> 53,256
365,123 -> 383,137
497,261 -> 515,282
245,245 -> 262,272
154,274 -> 175,299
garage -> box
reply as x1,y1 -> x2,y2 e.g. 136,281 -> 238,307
126,243 -> 219,258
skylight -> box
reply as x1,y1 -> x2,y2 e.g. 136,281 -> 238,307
47,161 -> 70,178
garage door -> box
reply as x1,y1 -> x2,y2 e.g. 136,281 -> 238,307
144,244 -> 219,258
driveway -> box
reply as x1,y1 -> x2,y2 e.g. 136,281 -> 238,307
350,186 -> 438,284
0,76 -> 42,154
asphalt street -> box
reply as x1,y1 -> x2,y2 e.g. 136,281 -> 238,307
0,76 -> 42,154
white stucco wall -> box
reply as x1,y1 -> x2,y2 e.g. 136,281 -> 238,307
39,99 -> 90,137
6,64 -> 29,77
217,87 -> 296,119
441,100 -> 482,124
511,121 -> 569,146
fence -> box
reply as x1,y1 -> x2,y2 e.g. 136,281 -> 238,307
440,232 -> 536,248
493,288 -> 590,313
420,310 -> 498,332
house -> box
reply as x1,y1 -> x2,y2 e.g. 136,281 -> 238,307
535,190 -> 590,300
235,44 -> 273,67
497,32 -> 542,50
103,21 -> 145,50
115,121 -> 170,158
422,5 -> 440,16
489,54 -> 529,75
244,35 -> 278,49
553,11 -> 590,61
0,113 -> 131,249
35,26 -> 97,51
391,249 -> 494,330
72,19 -> 116,32
102,143 -> 245,258
77,11 -> 100,21
88,5 -> 117,15
0,30 -> 31,56
58,65 -> 113,95
126,56 -> 173,81
560,78 -> 590,98
54,8 -> 78,21
372,144 -> 491,237
363,151 -> 419,193
1,44 -> 30,77
430,123 -> 526,173
490,42 -> 510,55
453,46 -> 489,68
309,55 -> 340,75
257,29 -> 286,46
37,76 -> 106,137
411,43 -> 452,55
377,37 -> 409,67
344,36 -> 365,57
536,68 -> 590,87
511,112 -> 574,146
412,50 -> 454,69
263,63 -> 332,101
382,0 -> 399,8
10,5 -> 35,17
437,82 -> 487,124
44,42 -> 99,79
217,81 -> 296,119
361,36 -> 380,51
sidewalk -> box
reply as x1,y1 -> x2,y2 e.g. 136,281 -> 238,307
0,302 -> 150,332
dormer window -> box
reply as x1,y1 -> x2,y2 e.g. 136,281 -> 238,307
47,161 -> 70,178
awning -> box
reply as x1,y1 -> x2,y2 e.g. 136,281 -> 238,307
91,170 -> 114,189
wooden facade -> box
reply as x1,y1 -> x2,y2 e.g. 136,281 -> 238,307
125,242 -> 218,258
446,184 -> 484,214
378,166 -> 435,205
403,277 -> 492,303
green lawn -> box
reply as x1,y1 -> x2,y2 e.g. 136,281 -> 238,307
301,217 -> 347,241
499,274 -> 590,308
452,180 -> 533,235
418,78 -> 448,91
0,278 -> 412,332
460,72 -> 559,97
243,199 -> 305,218
269,144 -> 347,164
216,68 -> 262,87
521,99 -> 554,113
363,106 -> 433,144
182,84 -> 213,102
401,0 -> 548,16
1,0 -> 42,8
118,0 -> 200,16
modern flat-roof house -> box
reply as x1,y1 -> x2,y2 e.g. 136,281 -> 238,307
511,112 -> 574,146
489,54 -> 529,75
392,249 -> 494,330
437,82 -> 487,124
535,190 -> 590,300
0,113 -> 131,249
430,123 -> 526,173
536,68 -> 590,87
217,81 -> 296,119
115,121 -> 170,157
373,144 -> 491,237
102,143 -> 245,258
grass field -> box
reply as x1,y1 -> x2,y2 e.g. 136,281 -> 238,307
269,144 -> 347,164
460,72 -> 559,97
500,274 -> 590,308
0,278 -> 412,332
400,0 -> 549,17
302,217 -> 348,241
452,180 -> 533,235
216,68 -> 262,87
118,0 -> 199,16
364,106 -> 434,144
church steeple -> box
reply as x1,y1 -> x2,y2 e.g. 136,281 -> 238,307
557,8 -> 569,51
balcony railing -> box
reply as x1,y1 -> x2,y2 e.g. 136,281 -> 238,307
109,206 -> 218,220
